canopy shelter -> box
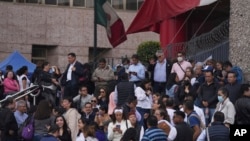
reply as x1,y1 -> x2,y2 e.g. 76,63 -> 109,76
0,51 -> 36,74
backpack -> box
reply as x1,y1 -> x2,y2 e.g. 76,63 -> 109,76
188,113 -> 205,130
232,66 -> 244,84
18,115 -> 35,140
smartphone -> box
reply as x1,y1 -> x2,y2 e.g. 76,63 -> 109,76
116,125 -> 120,129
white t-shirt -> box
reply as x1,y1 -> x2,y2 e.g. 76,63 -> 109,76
76,132 -> 85,141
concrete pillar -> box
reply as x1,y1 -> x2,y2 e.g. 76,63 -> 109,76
229,0 -> 250,82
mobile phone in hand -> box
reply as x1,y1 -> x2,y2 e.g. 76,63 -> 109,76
116,125 -> 120,129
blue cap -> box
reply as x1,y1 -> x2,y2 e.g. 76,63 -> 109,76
202,65 -> 213,71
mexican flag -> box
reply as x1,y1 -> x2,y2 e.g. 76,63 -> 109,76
95,0 -> 127,48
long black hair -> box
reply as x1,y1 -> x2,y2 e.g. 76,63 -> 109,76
166,73 -> 178,90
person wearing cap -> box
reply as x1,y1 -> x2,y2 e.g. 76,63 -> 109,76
148,49 -> 172,94
171,51 -> 192,81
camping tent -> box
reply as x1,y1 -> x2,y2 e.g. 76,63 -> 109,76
0,51 -> 36,74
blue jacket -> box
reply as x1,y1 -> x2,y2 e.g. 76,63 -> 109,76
40,134 -> 58,141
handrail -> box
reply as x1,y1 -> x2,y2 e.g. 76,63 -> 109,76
0,85 -> 40,106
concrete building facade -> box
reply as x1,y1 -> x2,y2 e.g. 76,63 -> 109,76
230,0 -> 250,82
0,2 -> 158,71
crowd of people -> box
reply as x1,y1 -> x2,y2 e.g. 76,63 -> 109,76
0,50 -> 249,141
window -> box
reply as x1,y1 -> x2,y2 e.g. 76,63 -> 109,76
0,0 -> 13,2
45,0 -> 56,5
126,0 -> 136,10
32,45 -> 47,64
112,0 -> 123,10
85,0 -> 93,8
58,0 -> 69,6
73,0 -> 84,7
26,0 -> 38,3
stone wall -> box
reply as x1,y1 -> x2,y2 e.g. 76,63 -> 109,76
230,0 -> 250,82
0,2 -> 158,71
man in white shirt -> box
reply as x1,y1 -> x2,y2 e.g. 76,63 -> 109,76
61,53 -> 84,98
128,54 -> 145,86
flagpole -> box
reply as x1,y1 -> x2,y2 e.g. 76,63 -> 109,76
93,0 -> 97,68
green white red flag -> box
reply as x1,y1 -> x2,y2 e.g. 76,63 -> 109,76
95,0 -> 127,48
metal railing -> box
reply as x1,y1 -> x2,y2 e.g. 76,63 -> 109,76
0,85 -> 40,107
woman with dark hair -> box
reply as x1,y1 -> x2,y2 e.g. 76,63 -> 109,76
94,105 -> 111,132
211,87 -> 236,127
175,79 -> 195,109
83,122 -> 98,141
152,99 -> 166,112
107,107 -> 132,141
3,70 -> 20,95
62,97 -> 81,141
33,100 -> 55,141
16,66 -> 30,91
97,87 -> 109,108
92,121 -> 107,141
76,116 -> 88,141
127,112 -> 144,141
54,115 -> 71,141
120,128 -> 137,141
135,79 -> 153,126
16,65 -> 31,108
214,61 -> 227,86
166,73 -> 179,98
154,108 -> 177,141
183,67 -> 194,81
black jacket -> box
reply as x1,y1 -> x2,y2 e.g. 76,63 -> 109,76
235,96 -> 250,125
225,82 -> 241,104
116,81 -> 135,107
0,108 -> 18,140
199,82 -> 220,108
61,61 -> 84,86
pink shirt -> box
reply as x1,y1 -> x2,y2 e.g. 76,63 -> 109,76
108,92 -> 116,115
171,60 -> 192,81
3,78 -> 20,94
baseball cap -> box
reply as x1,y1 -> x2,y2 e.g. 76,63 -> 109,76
202,65 -> 213,71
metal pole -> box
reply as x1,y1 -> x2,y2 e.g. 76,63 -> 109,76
93,0 -> 98,69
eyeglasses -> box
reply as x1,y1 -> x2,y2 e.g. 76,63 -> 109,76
91,100 -> 97,103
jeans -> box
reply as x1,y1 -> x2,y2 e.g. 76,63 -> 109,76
33,134 -> 43,141
136,107 -> 150,129
203,108 -> 215,126
153,82 -> 166,95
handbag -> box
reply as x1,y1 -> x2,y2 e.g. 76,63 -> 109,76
20,115 -> 35,140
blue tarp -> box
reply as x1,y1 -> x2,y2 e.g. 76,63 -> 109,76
0,51 -> 36,74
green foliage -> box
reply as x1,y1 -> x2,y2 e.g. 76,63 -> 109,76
137,41 -> 160,65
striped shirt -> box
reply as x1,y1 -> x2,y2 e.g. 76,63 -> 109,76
141,127 -> 168,141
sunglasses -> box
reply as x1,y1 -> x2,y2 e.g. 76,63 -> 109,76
91,100 -> 97,103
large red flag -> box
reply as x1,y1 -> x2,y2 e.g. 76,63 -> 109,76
126,0 -> 217,34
